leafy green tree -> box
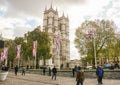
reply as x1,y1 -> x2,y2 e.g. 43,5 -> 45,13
14,37 -> 28,66
25,27 -> 51,67
74,20 -> 116,65
4,39 -> 16,67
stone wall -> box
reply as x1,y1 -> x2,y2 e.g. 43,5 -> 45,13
15,69 -> 120,79
56,70 -> 120,79
84,70 -> 120,79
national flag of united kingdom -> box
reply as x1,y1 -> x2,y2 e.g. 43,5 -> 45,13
16,45 -> 21,58
86,29 -> 95,39
3,47 -> 8,60
0,52 -> 4,61
33,41 -> 37,57
55,36 -> 60,55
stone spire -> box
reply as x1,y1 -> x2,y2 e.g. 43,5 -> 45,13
56,7 -> 58,15
44,6 -> 47,12
67,14 -> 69,21
50,0 -> 53,9
45,6 -> 47,11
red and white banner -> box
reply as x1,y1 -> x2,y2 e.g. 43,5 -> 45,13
0,52 -> 4,61
16,45 -> 21,58
55,36 -> 60,54
33,41 -> 37,57
86,29 -> 95,39
3,47 -> 8,60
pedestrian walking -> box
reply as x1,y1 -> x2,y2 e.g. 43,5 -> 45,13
96,66 -> 104,85
76,67 -> 84,85
52,66 -> 57,80
72,68 -> 75,77
22,66 -> 26,76
14,65 -> 18,76
43,68 -> 46,75
74,65 -> 78,72
27,65 -> 29,70
48,67 -> 51,76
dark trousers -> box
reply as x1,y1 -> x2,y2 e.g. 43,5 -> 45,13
98,76 -> 103,84
15,71 -> 18,75
52,73 -> 56,80
76,79 -> 83,85
22,70 -> 25,75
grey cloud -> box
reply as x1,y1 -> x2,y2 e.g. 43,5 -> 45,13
54,0 -> 85,4
13,26 -> 34,37
4,0 -> 47,18
3,0 -> 85,18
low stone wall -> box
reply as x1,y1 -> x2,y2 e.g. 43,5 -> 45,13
56,70 -> 120,79
10,69 -> 120,79
84,70 -> 120,79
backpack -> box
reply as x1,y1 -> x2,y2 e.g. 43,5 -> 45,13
97,68 -> 103,77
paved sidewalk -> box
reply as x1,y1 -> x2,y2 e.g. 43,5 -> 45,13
0,72 -> 120,85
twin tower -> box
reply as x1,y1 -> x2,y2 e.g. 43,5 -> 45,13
42,5 -> 70,68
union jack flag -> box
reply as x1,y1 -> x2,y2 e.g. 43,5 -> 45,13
3,47 -> 8,60
55,36 -> 60,55
33,41 -> 37,57
86,29 -> 95,39
0,52 -> 4,61
16,45 -> 21,58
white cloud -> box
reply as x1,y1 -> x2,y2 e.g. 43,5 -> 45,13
0,0 -> 120,60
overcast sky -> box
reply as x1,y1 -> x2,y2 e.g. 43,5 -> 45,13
0,0 -> 120,60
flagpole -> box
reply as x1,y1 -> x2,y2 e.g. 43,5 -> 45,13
56,36 -> 60,69
33,41 -> 37,69
16,45 -> 21,68
5,55 -> 7,66
18,58 -> 20,68
93,33 -> 97,68
34,55 -> 36,69
5,48 -> 8,66
57,54 -> 60,69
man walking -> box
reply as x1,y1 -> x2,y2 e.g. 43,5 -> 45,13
96,66 -> 104,85
76,67 -> 85,85
72,68 -> 75,77
14,65 -> 18,76
22,66 -> 26,76
52,66 -> 57,80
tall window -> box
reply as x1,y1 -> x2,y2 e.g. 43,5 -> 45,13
52,17 -> 54,25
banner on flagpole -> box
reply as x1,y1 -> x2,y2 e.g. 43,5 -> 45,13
86,29 -> 95,40
55,36 -> 60,55
16,45 -> 21,58
33,41 -> 37,57
3,47 -> 8,60
0,52 -> 4,61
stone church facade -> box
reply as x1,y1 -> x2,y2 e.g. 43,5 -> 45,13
41,5 -> 70,68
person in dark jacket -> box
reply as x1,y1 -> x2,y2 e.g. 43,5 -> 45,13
72,68 -> 75,77
43,68 -> 46,75
14,65 -> 18,76
22,66 -> 26,76
52,66 -> 57,80
96,66 -> 104,85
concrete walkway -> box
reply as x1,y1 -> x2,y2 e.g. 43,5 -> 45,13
0,72 -> 120,85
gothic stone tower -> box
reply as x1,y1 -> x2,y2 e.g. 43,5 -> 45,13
43,5 -> 70,68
